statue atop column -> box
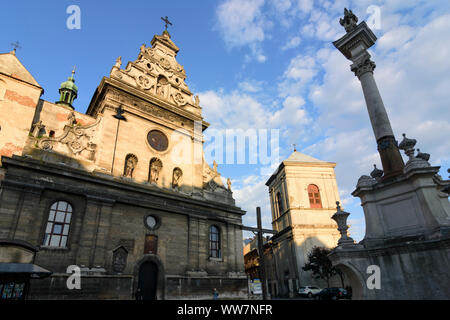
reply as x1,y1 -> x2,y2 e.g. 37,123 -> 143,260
339,8 -> 358,33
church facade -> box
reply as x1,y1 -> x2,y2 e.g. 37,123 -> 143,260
0,30 -> 247,299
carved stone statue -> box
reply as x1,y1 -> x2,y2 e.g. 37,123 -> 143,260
339,8 -> 358,33
194,95 -> 200,106
67,112 -> 77,126
115,56 -> 122,68
124,154 -> 138,178
213,160 -> 218,173
32,120 -> 45,137
172,167 -> 183,189
149,158 -> 163,183
227,178 -> 232,191
156,76 -> 168,98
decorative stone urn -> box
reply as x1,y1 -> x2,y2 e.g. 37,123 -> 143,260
331,201 -> 355,246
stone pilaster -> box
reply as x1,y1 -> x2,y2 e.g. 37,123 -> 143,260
92,198 -> 115,267
76,195 -> 114,268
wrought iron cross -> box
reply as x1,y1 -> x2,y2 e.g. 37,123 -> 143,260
11,41 -> 21,53
161,16 -> 172,31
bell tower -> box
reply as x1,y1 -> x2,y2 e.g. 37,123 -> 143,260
266,150 -> 342,293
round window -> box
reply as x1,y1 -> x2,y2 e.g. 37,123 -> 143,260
147,130 -> 168,152
144,215 -> 159,230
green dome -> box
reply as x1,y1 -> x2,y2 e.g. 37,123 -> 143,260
56,68 -> 78,109
60,75 -> 78,94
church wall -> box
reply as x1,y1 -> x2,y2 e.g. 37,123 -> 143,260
91,97 -> 202,194
0,156 -> 246,299
35,100 -> 97,136
0,75 -> 41,159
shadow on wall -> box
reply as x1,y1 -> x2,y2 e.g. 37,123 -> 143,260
267,234 -> 353,298
333,263 -> 366,300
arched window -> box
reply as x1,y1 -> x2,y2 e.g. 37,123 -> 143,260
209,225 -> 221,258
42,201 -> 72,247
308,184 -> 322,208
276,192 -> 284,215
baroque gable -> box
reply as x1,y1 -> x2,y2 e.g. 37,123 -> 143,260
109,32 -> 202,117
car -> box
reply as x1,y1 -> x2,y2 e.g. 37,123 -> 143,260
298,286 -> 322,298
315,287 -> 351,300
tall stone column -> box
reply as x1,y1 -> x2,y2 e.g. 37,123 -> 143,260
333,9 -> 404,179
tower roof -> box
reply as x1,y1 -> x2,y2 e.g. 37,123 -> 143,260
265,151 -> 336,186
284,151 -> 327,163
59,68 -> 78,94
0,51 -> 41,87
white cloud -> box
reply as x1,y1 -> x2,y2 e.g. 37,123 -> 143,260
282,36 -> 302,51
297,0 -> 314,13
238,80 -> 264,93
216,0 -> 269,62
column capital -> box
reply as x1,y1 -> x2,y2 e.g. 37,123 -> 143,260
350,52 -> 376,79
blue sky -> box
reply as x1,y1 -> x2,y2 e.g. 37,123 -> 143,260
2,0 -> 450,241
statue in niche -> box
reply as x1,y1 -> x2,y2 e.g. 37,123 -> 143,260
67,112 -> 77,126
156,76 -> 168,98
112,246 -> 128,274
149,158 -> 163,184
172,167 -> 183,189
124,154 -> 138,178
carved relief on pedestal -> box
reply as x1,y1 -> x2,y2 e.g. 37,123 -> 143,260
112,246 -> 128,274
38,113 -> 101,161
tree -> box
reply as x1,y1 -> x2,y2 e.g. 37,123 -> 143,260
302,246 -> 343,288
